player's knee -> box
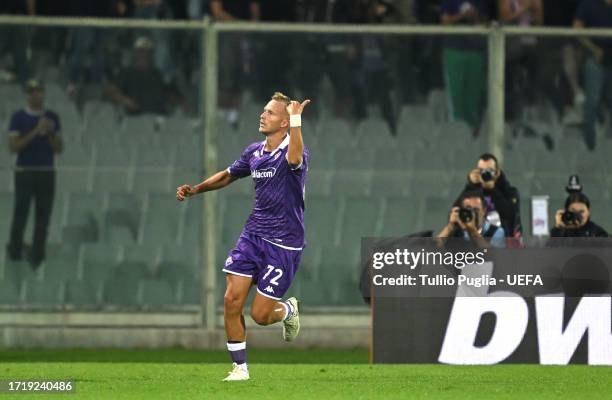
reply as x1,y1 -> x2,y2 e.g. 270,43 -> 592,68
250,308 -> 270,326
223,292 -> 242,314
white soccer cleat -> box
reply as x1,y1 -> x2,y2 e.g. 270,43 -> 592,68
282,297 -> 300,342
222,363 -> 250,381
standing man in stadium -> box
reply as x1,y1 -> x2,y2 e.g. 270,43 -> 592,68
7,79 -> 62,268
176,92 -> 310,381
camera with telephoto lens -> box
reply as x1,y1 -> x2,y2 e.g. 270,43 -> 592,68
458,207 -> 475,224
480,168 -> 496,182
561,210 -> 582,226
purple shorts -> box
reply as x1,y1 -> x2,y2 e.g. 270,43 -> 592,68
222,232 -> 302,300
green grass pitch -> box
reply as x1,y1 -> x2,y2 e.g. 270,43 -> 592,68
0,348 -> 611,399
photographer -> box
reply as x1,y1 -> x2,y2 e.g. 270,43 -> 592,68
550,192 -> 609,238
437,190 -> 506,248
454,153 -> 522,239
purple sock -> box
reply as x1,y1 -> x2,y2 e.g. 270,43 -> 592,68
227,341 -> 247,365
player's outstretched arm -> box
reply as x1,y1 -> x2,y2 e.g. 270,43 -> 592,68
176,169 -> 236,201
286,99 -> 310,168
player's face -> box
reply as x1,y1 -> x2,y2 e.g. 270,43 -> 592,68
259,100 -> 289,135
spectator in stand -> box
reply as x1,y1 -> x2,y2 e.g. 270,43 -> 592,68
210,0 -> 260,128
498,0 -> 543,126
254,0 -> 297,103
103,37 -> 186,115
537,0 -> 584,125
66,1 -> 131,101
440,0 -> 490,135
574,0 -> 612,151
0,0 -> 34,85
6,79 -> 63,268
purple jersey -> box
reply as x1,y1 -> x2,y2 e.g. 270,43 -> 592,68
227,134 -> 308,248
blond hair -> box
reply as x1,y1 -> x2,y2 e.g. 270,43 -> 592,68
271,92 -> 291,106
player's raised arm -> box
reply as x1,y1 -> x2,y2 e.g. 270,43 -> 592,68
176,169 -> 236,201
286,99 -> 310,168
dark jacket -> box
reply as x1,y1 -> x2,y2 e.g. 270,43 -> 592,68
454,170 -> 522,238
549,220 -> 609,238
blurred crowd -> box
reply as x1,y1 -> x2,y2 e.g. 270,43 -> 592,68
1,1 -> 611,149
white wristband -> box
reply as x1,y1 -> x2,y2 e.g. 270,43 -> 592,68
290,114 -> 302,127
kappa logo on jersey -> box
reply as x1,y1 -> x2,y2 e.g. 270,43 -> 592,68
273,152 -> 281,161
225,256 -> 233,266
264,286 -> 275,294
251,167 -> 277,179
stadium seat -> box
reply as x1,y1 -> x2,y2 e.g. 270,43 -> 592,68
370,171 -> 411,197
304,194 -> 341,247
23,278 -> 63,305
121,244 -> 161,267
160,244 -> 199,273
379,196 -> 424,237
158,262 -> 195,289
330,170 -> 372,197
54,102 -> 82,142
159,115 -> 197,136
421,196 -> 453,232
303,170 -> 331,196
317,118 -> 353,147
372,148 -> 413,172
533,152 -> 567,173
355,117 -> 393,145
298,245 -> 320,281
64,280 -> 98,306
41,259 -> 79,284
0,279 -> 21,304
140,279 -> 177,307
66,192 -> 105,227
122,114 -> 159,135
397,105 -> 434,135
220,193 -> 253,247
0,193 -> 14,225
104,192 -> 142,239
93,168 -> 131,192
339,196 -> 382,247
102,277 -> 140,307
94,142 -> 133,167
334,147 -> 374,170
131,169 -> 172,193
531,174 -> 570,198
140,192 -> 183,244
307,145 -> 335,171
173,140 -> 201,169
81,243 -> 121,281
319,245 -> 359,276
56,143 -> 94,167
56,168 -> 93,194
179,199 -> 202,248
178,279 -> 200,305
114,261 -> 149,283
297,279 -> 334,306
409,172 -> 453,198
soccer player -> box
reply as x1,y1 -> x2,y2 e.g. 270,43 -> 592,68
176,92 -> 310,381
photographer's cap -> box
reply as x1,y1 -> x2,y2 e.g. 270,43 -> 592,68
25,78 -> 44,92
134,36 -> 154,50
566,175 -> 582,193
